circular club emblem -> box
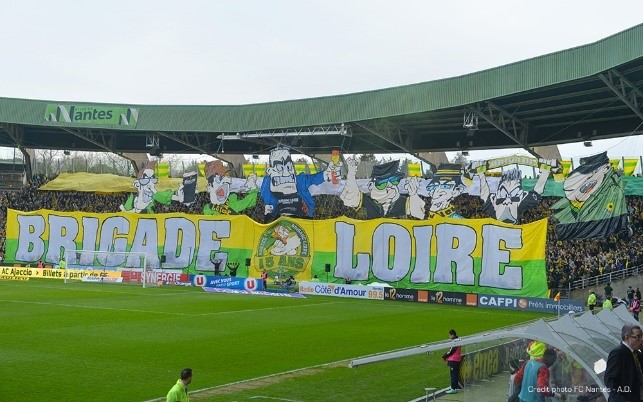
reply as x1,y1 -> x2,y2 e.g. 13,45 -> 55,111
256,220 -> 311,278
518,298 -> 528,309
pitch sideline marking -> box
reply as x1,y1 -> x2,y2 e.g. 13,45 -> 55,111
142,360 -> 347,402
0,299 -> 195,316
193,301 -> 343,316
0,298 -> 342,317
0,294 -> 530,318
0,282 -> 552,318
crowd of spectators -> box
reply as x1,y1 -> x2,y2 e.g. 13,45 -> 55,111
0,174 -> 641,290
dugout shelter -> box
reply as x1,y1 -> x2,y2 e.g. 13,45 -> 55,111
350,305 -> 640,401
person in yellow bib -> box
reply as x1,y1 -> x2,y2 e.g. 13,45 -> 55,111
587,290 -> 597,314
58,257 -> 67,269
167,368 -> 192,402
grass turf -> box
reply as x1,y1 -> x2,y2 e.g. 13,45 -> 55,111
0,280 -> 546,401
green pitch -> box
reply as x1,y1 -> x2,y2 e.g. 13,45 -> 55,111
0,280 -> 545,401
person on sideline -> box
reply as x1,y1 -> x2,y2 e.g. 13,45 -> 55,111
627,286 -> 635,307
167,368 -> 192,402
587,290 -> 597,314
441,329 -> 462,394
604,324 -> 642,402
260,269 -> 268,291
514,347 -> 560,402
604,282 -> 613,300
602,296 -> 614,311
629,294 -> 640,321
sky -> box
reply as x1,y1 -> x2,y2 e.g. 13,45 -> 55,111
2,0 -> 643,167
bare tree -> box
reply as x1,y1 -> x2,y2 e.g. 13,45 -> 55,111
83,152 -> 130,175
34,149 -> 63,177
358,153 -> 377,163
102,152 -> 132,176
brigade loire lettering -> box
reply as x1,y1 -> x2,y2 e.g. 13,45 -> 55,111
14,213 -> 231,269
7,210 -> 543,294
333,221 -> 526,289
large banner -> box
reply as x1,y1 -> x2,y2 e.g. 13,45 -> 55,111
5,209 -> 548,296
551,152 -> 627,240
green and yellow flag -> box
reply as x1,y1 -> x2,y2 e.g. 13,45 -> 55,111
155,163 -> 170,178
551,152 -> 627,240
623,158 -> 638,176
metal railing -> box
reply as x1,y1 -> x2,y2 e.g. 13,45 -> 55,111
568,265 -> 643,292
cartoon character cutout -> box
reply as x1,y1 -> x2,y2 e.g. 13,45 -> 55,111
471,159 -> 555,224
260,147 -> 341,218
202,160 -> 258,215
270,225 -> 301,256
340,158 -> 425,219
119,162 -> 174,213
551,152 -> 627,239
172,171 -> 198,206
425,163 -> 466,219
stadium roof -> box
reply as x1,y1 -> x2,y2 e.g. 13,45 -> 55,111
349,305 -> 639,401
0,24 -> 642,159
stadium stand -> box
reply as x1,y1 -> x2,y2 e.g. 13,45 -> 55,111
1,174 -> 641,292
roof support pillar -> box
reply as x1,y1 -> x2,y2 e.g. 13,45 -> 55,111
531,145 -> 561,160
120,152 -> 150,173
416,152 -> 449,169
1,124 -> 32,183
